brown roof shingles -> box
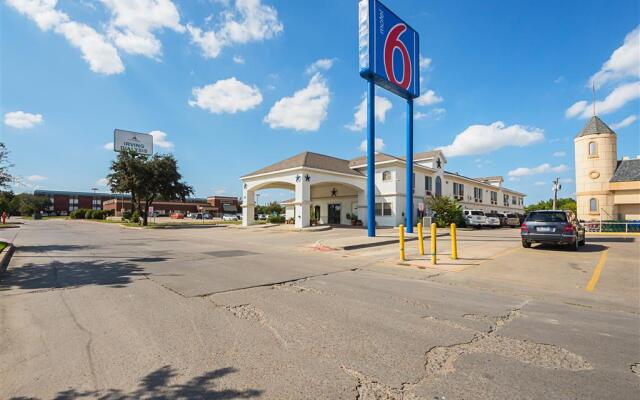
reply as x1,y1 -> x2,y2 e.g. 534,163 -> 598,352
243,151 -> 363,178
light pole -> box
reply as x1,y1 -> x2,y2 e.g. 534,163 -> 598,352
552,178 -> 561,210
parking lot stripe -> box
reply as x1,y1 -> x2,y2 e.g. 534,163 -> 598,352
586,250 -> 608,292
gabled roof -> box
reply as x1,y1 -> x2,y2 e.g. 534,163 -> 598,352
349,152 -> 404,167
243,151 -> 363,178
473,176 -> 504,182
610,159 -> 640,183
576,116 -> 616,138
414,150 -> 447,163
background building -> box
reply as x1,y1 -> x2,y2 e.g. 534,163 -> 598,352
574,116 -> 640,221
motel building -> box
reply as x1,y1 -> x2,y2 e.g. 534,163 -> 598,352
240,150 -> 526,229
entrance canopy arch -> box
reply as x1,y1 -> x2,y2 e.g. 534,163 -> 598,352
240,152 -> 367,228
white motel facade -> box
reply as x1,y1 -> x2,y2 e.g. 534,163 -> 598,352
240,150 -> 526,229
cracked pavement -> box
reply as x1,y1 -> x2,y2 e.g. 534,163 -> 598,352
1,220 -> 638,399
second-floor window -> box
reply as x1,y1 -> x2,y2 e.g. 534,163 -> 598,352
382,171 -> 392,181
503,194 -> 509,207
588,142 -> 598,156
490,191 -> 497,205
425,176 -> 433,192
453,183 -> 464,199
512,196 -> 517,205
474,188 -> 483,202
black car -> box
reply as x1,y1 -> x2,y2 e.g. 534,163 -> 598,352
521,210 -> 586,251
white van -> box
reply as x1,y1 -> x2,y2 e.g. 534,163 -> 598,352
464,210 -> 487,228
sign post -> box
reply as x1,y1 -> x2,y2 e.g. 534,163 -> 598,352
359,0 -> 420,237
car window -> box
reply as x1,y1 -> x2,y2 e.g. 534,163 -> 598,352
471,211 -> 484,216
526,212 -> 567,223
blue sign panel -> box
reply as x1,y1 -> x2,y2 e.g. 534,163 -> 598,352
359,0 -> 420,99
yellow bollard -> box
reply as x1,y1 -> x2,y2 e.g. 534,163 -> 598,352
451,223 -> 458,260
431,223 -> 437,264
399,224 -> 405,261
418,223 -> 425,256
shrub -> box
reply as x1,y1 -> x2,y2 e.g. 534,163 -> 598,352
69,209 -> 86,219
130,210 -> 141,224
122,210 -> 132,220
427,196 -> 464,228
85,210 -> 95,219
268,215 -> 285,224
32,213 -> 42,220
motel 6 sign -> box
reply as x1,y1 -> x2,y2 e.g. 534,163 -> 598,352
359,0 -> 420,99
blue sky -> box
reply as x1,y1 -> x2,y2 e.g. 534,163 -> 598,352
1,0 -> 638,204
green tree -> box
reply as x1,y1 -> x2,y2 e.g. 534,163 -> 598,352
9,194 -> 50,216
107,150 -> 193,226
256,201 -> 284,216
524,198 -> 576,214
427,196 -> 464,228
0,143 -> 14,189
0,191 -> 15,214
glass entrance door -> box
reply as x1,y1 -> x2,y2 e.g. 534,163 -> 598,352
328,204 -> 341,224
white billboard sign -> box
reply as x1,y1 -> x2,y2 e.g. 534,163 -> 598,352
114,129 -> 153,155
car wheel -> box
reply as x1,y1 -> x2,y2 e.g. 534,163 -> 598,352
579,237 -> 586,246
522,240 -> 531,248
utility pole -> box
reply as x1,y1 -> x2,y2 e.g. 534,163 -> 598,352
552,178 -> 561,210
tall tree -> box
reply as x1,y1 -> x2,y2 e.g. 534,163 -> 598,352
107,150 -> 193,226
0,143 -> 14,189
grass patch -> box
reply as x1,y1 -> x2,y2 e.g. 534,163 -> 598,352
0,242 -> 7,252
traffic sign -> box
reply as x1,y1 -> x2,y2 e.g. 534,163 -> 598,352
359,0 -> 420,99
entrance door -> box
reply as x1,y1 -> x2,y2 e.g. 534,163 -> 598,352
328,204 -> 341,224
313,205 -> 321,222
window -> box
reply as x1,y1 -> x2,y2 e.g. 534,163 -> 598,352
425,176 -> 433,193
526,211 -> 567,223
588,142 -> 597,156
435,177 -> 442,197
453,182 -> 464,200
512,196 -> 517,205
503,194 -> 509,207
92,199 -> 101,210
474,187 -> 483,202
589,198 -> 598,213
490,191 -> 498,205
382,171 -> 392,181
375,202 -> 392,216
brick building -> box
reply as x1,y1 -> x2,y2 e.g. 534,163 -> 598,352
206,196 -> 240,216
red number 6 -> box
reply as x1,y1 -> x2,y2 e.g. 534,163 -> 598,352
384,23 -> 412,90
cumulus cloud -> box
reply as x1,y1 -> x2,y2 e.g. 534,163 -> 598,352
508,163 -> 568,178
552,151 -> 566,157
26,174 -> 47,182
345,94 -> 393,131
533,181 -> 547,186
103,142 -> 114,150
306,58 -> 336,75
566,81 -> 640,119
149,130 -> 174,149
189,77 -> 263,114
7,0 -> 124,74
233,55 -> 245,64
611,114 -> 637,130
439,121 -> 544,157
96,177 -> 109,187
359,138 -> 385,153
415,89 -> 443,106
103,0 -> 184,58
187,0 -> 283,59
419,56 -> 432,71
264,73 -> 329,132
589,26 -> 639,89
3,111 -> 43,129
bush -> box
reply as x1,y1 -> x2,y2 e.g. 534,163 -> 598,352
268,215 -> 285,224
427,196 -> 463,228
85,210 -> 95,219
32,213 -> 42,220
130,210 -> 141,224
69,209 -> 86,219
122,210 -> 132,220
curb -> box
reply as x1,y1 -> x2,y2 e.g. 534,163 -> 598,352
0,244 -> 16,276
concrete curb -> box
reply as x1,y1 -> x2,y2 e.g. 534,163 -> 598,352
0,243 -> 16,276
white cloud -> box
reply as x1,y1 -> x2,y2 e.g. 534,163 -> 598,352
103,142 -> 114,150
3,111 -> 43,129
187,0 -> 283,59
566,81 -> 640,119
264,73 -> 329,132
419,56 -> 432,71
533,181 -> 547,186
508,163 -> 568,178
415,89 -> 443,106
589,26 -> 639,89
306,58 -> 336,75
149,130 -> 174,149
345,94 -> 393,131
96,178 -> 109,187
552,151 -> 566,157
415,111 -> 427,120
439,121 -> 544,157
554,76 -> 565,84
233,54 -> 245,64
611,114 -> 637,130
359,138 -> 385,153
103,0 -> 184,58
189,77 -> 263,114
559,178 -> 573,184
7,0 -> 124,74
214,187 -> 226,195
26,174 -> 47,182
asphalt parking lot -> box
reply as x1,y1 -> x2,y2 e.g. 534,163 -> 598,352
1,220 -> 638,399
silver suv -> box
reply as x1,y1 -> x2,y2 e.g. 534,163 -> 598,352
521,210 -> 586,251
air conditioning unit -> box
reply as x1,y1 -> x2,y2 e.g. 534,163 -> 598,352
425,191 -> 432,197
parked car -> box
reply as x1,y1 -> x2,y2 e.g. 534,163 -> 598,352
484,213 -> 502,228
202,213 -> 213,220
463,210 -> 487,228
222,214 -> 238,221
170,212 -> 184,219
503,213 -> 520,227
257,214 -> 267,221
521,210 -> 586,250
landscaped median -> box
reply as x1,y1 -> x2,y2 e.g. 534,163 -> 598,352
0,240 -> 15,276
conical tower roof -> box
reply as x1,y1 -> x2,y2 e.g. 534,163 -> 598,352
575,116 -> 616,138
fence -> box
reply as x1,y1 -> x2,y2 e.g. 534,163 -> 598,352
583,221 -> 640,233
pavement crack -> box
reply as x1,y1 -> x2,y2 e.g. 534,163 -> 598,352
631,363 -> 640,378
215,302 -> 288,348
341,366 -> 417,400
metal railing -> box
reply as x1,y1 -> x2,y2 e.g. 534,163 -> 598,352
583,221 -> 640,233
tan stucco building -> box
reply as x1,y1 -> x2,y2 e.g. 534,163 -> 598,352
574,116 -> 640,221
